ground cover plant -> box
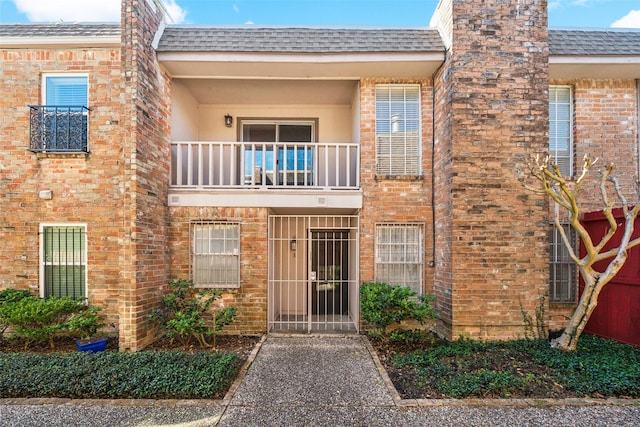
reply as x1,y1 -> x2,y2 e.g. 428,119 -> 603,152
372,333 -> 640,399
0,285 -> 256,400
0,350 -> 240,399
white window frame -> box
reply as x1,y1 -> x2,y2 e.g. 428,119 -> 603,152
240,119 -> 316,186
39,73 -> 90,153
191,221 -> 241,288
39,223 -> 88,299
42,73 -> 89,107
375,84 -> 422,176
374,223 -> 424,295
549,85 -> 573,177
549,224 -> 578,303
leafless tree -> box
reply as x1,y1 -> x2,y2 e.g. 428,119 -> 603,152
519,155 -> 640,351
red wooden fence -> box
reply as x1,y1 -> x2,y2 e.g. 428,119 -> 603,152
579,208 -> 640,347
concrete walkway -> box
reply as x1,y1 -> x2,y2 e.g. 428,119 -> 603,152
1,335 -> 639,426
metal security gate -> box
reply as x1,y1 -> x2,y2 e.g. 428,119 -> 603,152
268,215 -> 359,333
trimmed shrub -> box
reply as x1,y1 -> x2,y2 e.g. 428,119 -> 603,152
0,296 -> 84,349
360,282 -> 437,336
0,289 -> 33,339
66,306 -> 106,340
0,290 -> 106,348
150,279 -> 236,348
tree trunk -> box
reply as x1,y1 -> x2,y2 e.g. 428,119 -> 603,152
551,275 -> 599,351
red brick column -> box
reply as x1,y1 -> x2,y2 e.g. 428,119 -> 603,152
432,0 -> 549,339
120,0 -> 172,350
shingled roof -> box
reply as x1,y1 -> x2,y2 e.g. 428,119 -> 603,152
1,23 -> 640,57
549,29 -> 640,55
156,26 -> 445,53
0,23 -> 120,38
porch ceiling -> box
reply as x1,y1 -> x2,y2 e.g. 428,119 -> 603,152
178,78 -> 358,105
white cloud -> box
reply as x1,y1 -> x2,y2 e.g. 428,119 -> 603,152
12,0 -> 121,22
163,0 -> 187,24
611,10 -> 640,28
244,20 -> 254,25
549,1 -> 562,11
11,0 -> 186,24
233,4 -> 239,13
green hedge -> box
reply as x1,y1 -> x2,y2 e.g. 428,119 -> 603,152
0,350 -> 240,399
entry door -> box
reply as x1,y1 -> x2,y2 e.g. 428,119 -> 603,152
309,231 -> 350,329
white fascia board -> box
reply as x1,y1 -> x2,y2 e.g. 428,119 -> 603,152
168,190 -> 363,209
550,55 -> 640,64
157,51 -> 443,64
0,36 -> 121,48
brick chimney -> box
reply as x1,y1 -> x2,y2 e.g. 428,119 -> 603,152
120,0 -> 172,351
431,0 -> 550,339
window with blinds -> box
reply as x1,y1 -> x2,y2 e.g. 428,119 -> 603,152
375,84 -> 421,176
375,224 -> 423,295
44,75 -> 88,106
549,86 -> 573,176
41,225 -> 87,299
549,224 -> 578,303
29,75 -> 90,152
191,222 -> 240,288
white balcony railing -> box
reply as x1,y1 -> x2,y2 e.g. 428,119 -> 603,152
171,141 -> 360,189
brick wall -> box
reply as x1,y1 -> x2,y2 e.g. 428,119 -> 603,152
168,207 -> 268,334
0,47 -> 125,327
548,78 -> 639,330
433,51 -> 454,338
120,0 -> 172,350
573,80 -> 639,206
432,0 -> 549,339
358,78 -> 435,295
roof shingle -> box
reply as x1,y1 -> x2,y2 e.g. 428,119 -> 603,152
0,23 -> 120,38
549,29 -> 640,55
156,26 -> 444,53
1,23 -> 639,57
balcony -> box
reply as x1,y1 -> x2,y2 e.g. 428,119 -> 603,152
171,141 -> 360,190
29,106 -> 89,153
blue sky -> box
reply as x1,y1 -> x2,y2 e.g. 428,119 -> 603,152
1,0 -> 639,28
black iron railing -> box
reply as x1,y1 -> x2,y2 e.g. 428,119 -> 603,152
29,105 -> 89,152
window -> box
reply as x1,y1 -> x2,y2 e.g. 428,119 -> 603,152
375,224 -> 423,295
375,84 -> 421,176
549,86 -> 572,176
44,75 -> 88,106
30,74 -> 89,152
549,224 -> 577,303
192,222 -> 240,288
40,225 -> 87,299
241,120 -> 315,186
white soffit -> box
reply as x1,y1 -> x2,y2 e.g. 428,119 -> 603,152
0,36 -> 121,48
550,56 -> 640,79
158,51 -> 444,79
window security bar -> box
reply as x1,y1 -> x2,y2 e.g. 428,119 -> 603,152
29,105 -> 89,153
41,226 -> 86,300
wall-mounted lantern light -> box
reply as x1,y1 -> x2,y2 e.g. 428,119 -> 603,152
290,239 -> 297,251
224,114 -> 233,128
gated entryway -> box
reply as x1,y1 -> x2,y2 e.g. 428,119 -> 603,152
268,215 -> 359,333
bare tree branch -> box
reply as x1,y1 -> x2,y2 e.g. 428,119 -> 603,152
519,153 -> 640,351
